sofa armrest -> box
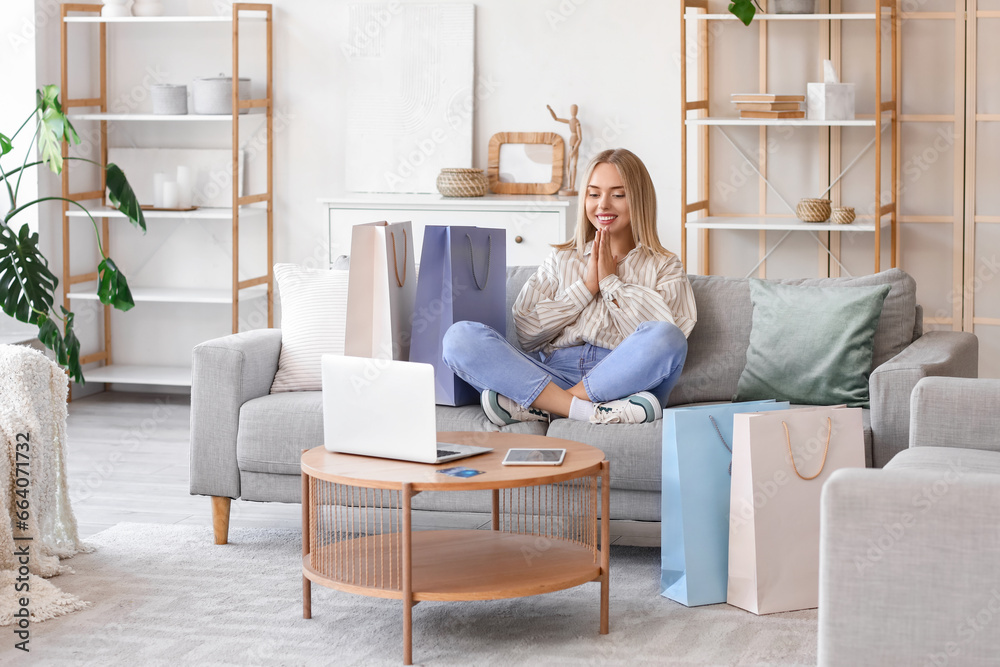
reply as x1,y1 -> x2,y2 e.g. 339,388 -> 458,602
189,329 -> 283,498
819,468 -> 1000,666
909,376 -> 1000,454
868,331 -> 978,468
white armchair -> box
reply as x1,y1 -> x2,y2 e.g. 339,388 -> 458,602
818,376 -> 1000,666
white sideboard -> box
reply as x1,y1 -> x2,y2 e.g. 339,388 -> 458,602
320,193 -> 579,267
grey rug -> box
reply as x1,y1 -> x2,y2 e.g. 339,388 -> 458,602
7,524 -> 817,665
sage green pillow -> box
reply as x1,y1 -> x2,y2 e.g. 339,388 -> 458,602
734,280 -> 891,408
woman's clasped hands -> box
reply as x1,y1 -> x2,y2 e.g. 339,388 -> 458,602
585,228 -> 619,296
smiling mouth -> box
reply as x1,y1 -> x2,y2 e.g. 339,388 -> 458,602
596,215 -> 616,224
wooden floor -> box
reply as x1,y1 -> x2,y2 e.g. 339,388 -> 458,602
65,391 -> 659,545
66,391 -> 301,539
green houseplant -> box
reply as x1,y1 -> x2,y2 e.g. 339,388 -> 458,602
1,85 -> 145,383
729,0 -> 764,25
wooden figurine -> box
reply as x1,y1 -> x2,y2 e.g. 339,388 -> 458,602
547,104 -> 581,196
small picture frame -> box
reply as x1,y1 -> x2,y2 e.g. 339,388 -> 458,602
487,132 -> 565,195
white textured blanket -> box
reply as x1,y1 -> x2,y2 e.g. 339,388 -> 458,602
0,344 -> 91,581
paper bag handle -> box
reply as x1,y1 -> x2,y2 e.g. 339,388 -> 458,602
466,233 -> 492,290
782,417 -> 832,481
390,229 -> 407,287
707,415 -> 733,476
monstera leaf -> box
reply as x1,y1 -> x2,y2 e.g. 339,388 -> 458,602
97,257 -> 135,311
729,0 -> 763,25
36,84 -> 79,173
0,223 -> 57,325
105,163 -> 145,232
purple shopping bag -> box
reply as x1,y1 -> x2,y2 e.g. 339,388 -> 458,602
409,226 -> 506,406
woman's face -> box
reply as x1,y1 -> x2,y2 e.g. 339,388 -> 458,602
586,162 -> 632,238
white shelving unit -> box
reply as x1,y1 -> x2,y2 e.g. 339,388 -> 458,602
60,4 -> 274,392
680,1 -> 900,277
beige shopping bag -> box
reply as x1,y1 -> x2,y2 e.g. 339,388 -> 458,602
344,221 -> 417,361
727,405 -> 865,615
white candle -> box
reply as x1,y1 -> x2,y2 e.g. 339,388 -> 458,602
153,172 -> 166,208
176,165 -> 193,208
162,181 -> 179,209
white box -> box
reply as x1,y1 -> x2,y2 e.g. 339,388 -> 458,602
807,83 -> 855,121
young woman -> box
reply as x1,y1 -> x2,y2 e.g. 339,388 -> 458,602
442,148 -> 696,425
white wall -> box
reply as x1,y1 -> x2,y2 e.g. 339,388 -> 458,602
0,1 -> 43,340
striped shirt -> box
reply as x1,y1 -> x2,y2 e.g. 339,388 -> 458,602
513,242 -> 698,355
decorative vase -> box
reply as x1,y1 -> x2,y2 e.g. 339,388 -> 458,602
131,0 -> 163,17
101,0 -> 131,18
436,168 -> 488,197
795,198 -> 831,223
772,0 -> 816,13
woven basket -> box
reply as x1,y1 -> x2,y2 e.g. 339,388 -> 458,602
796,198 -> 831,223
831,206 -> 856,225
436,168 -> 488,197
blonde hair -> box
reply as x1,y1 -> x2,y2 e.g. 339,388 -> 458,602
555,148 -> 671,257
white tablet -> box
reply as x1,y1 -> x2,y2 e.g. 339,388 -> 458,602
501,448 -> 566,466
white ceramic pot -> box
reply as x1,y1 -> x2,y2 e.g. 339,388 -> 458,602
131,0 -> 163,17
151,84 -> 187,115
101,0 -> 131,18
191,76 -> 251,115
772,0 -> 815,13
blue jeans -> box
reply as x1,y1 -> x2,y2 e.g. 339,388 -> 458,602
441,320 -> 688,408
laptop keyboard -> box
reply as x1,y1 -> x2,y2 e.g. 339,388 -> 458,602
437,449 -> 460,458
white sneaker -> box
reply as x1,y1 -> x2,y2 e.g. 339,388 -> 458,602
481,389 -> 550,427
590,391 -> 662,425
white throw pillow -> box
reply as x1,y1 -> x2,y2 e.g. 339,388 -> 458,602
270,263 -> 349,393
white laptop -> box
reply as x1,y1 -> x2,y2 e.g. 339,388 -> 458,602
321,355 -> 493,464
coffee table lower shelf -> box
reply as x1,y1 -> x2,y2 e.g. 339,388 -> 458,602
303,530 -> 602,601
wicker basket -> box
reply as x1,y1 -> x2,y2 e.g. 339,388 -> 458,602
436,168 -> 488,197
831,206 -> 856,225
796,198 -> 832,223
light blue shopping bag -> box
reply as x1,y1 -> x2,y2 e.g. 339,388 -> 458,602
660,400 -> 789,606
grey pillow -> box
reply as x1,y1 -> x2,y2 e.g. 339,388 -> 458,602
734,280 -> 891,408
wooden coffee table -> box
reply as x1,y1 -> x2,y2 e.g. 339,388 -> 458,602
300,431 -> 609,665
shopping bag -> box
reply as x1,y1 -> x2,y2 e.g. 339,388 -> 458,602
344,221 -> 417,361
409,226 -> 507,406
727,405 -> 866,615
660,400 -> 789,607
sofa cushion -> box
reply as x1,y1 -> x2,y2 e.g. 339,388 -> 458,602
270,263 -> 350,393
735,280 -> 891,408
669,269 -> 917,406
238,392 -> 325,475
886,446 -> 1000,475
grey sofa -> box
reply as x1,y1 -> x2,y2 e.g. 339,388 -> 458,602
191,267 -> 977,544
818,377 -> 1000,666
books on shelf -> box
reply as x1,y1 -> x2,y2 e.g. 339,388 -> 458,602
730,94 -> 805,103
731,94 -> 805,119
735,102 -> 802,111
738,110 -> 806,119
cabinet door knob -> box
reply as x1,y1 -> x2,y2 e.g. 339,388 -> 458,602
514,236 -> 523,244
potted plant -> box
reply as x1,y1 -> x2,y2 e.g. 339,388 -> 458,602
729,0 -> 815,25
1,85 -> 144,383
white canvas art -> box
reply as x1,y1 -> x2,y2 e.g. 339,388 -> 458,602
344,3 -> 475,194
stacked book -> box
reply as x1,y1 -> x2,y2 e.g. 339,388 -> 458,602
731,94 -> 805,119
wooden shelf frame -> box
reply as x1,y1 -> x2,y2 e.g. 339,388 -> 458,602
679,0 -> 900,277
59,3 -> 274,390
